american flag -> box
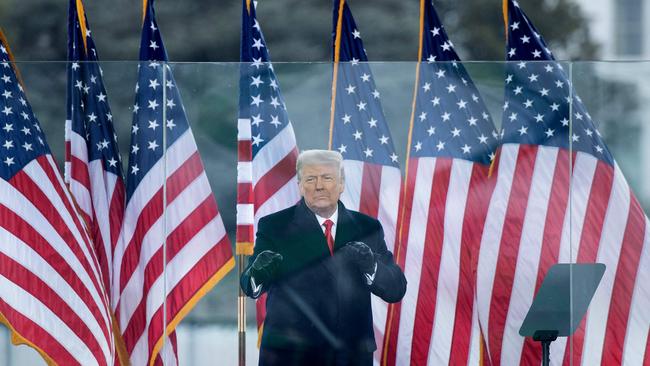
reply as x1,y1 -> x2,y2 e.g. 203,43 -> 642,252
330,1 -> 401,363
237,0 -> 300,332
0,30 -> 116,365
64,0 -> 125,307
112,1 -> 234,364
476,1 -> 650,365
382,1 -> 499,365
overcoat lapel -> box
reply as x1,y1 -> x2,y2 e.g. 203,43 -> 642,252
333,201 -> 358,251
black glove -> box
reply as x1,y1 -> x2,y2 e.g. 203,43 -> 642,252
250,250 -> 283,284
339,241 -> 376,274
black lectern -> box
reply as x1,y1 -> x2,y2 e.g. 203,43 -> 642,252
519,263 -> 605,366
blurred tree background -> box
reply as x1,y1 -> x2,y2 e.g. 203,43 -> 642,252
1,0 -> 598,62
0,0 -> 619,329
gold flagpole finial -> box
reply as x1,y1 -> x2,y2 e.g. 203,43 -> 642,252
75,0 -> 89,55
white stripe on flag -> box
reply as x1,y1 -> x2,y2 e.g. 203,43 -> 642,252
396,157 -> 434,365
467,301 -> 481,366
90,161 -> 117,277
237,204 -> 254,225
133,215 -> 226,362
477,144 -> 519,354
252,123 -> 297,182
0,275 -> 102,365
238,118 -> 252,140
500,146 -> 557,366
70,178 -> 93,218
70,130 -> 90,164
582,163 -> 630,366
119,172 -> 212,328
428,159 -> 472,365
0,163 -> 106,316
238,161 -> 253,183
621,217 -> 650,365
115,131 -> 195,305
254,178 -> 299,226
341,159 -> 364,212
0,226 -> 111,357
377,165 -> 400,252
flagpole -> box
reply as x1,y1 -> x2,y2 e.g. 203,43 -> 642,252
238,253 -> 246,366
238,3 -> 254,365
381,0 -> 424,364
328,0 -> 346,149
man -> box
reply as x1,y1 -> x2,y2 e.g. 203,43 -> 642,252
241,149 -> 407,366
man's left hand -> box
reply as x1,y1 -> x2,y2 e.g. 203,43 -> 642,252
339,241 -> 376,274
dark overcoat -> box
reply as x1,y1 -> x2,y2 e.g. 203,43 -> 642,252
241,199 -> 407,366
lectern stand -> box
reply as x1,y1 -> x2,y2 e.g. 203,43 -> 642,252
519,263 -> 605,366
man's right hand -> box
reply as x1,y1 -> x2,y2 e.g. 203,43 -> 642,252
250,250 -> 283,284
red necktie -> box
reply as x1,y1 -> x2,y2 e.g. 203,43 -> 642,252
324,219 -> 334,256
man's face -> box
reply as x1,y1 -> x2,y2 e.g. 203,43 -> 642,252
298,163 -> 344,218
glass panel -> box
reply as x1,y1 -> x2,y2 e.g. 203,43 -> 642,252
1,61 -> 648,365
568,61 -> 650,366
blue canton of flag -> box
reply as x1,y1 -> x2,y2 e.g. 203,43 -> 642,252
65,0 -> 126,316
66,4 -> 123,183
410,3 -> 497,165
331,0 -> 398,167
383,2 -> 499,365
115,2 -> 233,365
0,47 -> 49,180
474,2 -> 648,366
125,7 -> 188,198
237,0 -> 300,332
502,0 -> 613,165
331,2 -> 403,364
0,31 -> 116,366
240,2 -> 293,157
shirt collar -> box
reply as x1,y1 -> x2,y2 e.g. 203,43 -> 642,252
315,207 -> 338,228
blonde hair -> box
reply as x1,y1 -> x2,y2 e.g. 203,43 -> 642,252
296,150 -> 344,181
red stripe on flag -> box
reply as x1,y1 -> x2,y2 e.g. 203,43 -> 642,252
119,190 -> 163,294
383,158 -> 419,366
0,298 -> 77,366
91,209 -> 111,295
577,161 -> 613,263
36,158 -> 101,278
122,196 -> 218,351
410,158 -> 451,365
237,182 -> 253,203
109,181 -> 125,255
10,166 -> 108,317
0,253 -> 106,366
645,332 -> 650,365
359,163 -> 382,218
0,202 -> 111,347
238,140 -> 252,161
70,155 -> 92,190
253,148 -> 298,212
38,157 -> 94,248
237,225 -> 254,244
488,145 -> 537,366
519,149 -> 571,365
65,139 -> 71,172
144,236 -> 233,357
449,163 -> 495,365
165,152 -> 203,202
601,195 -> 646,365
119,155 -> 203,293
564,160 -> 614,366
256,293 -> 267,330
